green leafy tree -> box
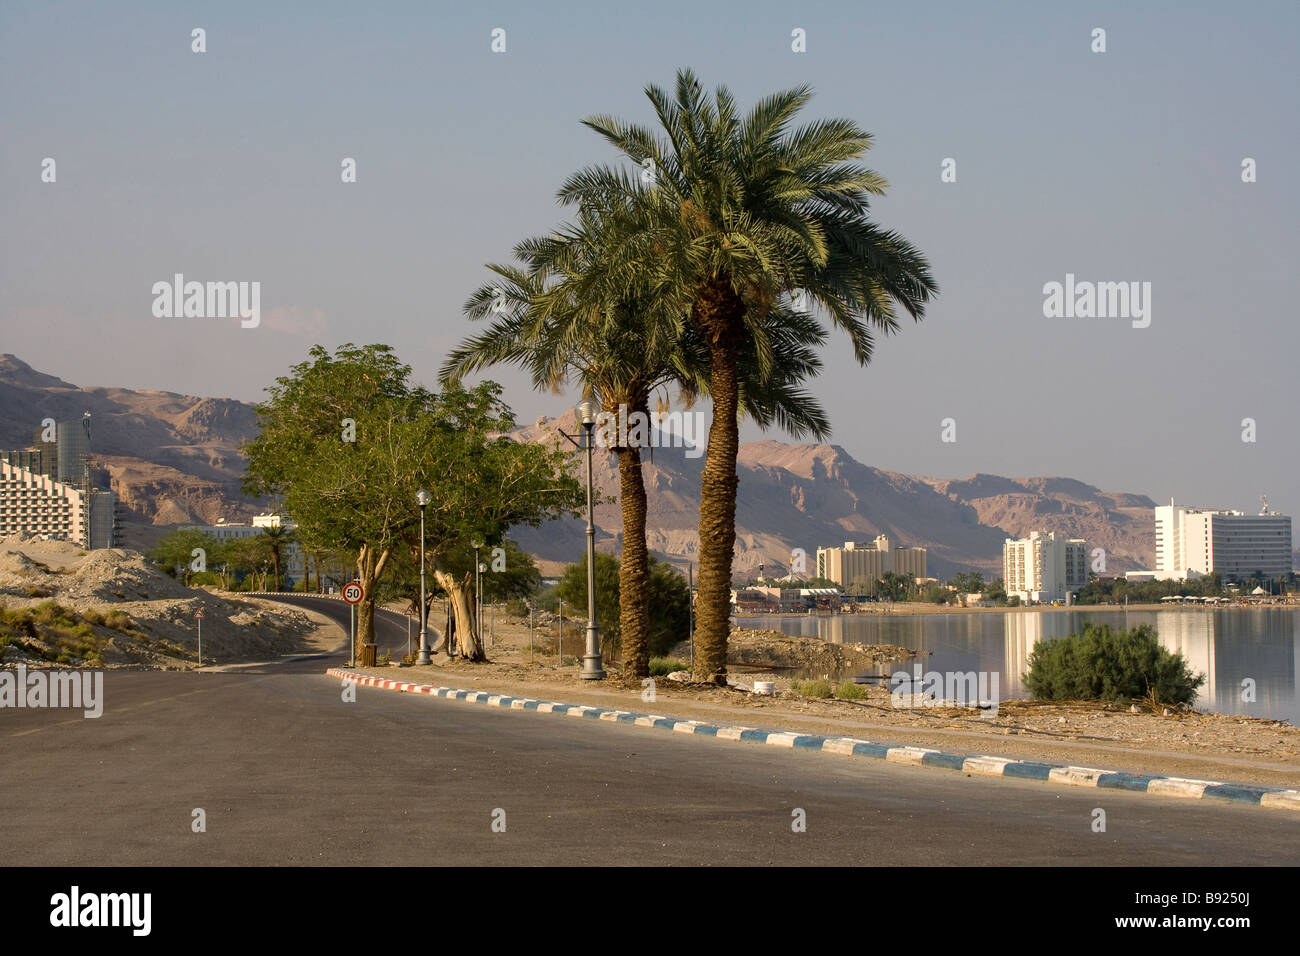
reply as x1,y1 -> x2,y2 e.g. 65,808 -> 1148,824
984,576 -> 1008,605
556,551 -> 690,662
243,344 -> 583,660
149,529 -> 219,586
877,571 -> 915,602
951,571 -> 984,597
221,535 -> 272,590
559,69 -> 938,683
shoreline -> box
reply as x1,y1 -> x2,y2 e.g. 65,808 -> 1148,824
736,601 -> 1299,618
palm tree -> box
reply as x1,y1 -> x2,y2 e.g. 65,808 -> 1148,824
558,69 -> 939,683
258,522 -> 295,591
443,198 -> 831,678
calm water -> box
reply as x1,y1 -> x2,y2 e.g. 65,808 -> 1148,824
735,608 -> 1300,723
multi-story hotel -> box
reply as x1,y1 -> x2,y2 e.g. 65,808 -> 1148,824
0,460 -> 118,548
816,534 -> 927,588
1153,498 -> 1292,582
1003,531 -> 1088,604
1,413 -> 118,549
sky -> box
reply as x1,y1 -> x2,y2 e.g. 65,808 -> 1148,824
2,0 -> 1297,521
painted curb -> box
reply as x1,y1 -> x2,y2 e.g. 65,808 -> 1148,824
326,668 -> 1300,813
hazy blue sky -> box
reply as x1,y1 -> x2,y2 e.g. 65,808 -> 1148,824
2,1 -> 1297,522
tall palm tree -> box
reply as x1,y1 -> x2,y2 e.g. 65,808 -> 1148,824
559,69 -> 939,684
442,199 -> 831,678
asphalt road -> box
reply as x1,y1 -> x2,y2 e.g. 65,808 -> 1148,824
260,593 -> 416,659
2,643 -> 1298,866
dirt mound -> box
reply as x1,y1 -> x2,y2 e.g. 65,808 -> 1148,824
0,540 -> 325,668
723,627 -> 914,673
67,548 -> 195,602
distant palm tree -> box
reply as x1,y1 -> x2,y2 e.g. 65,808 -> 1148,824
443,198 -> 830,677
258,522 -> 295,591
559,69 -> 939,683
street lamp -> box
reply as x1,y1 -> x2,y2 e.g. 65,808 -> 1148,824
471,537 -> 483,652
575,400 -> 605,679
415,489 -> 432,665
478,560 -> 489,647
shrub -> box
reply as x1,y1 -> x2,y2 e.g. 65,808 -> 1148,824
81,608 -> 105,626
649,656 -> 689,676
791,678 -> 833,699
102,610 -> 133,631
1024,623 -> 1205,705
834,680 -> 868,700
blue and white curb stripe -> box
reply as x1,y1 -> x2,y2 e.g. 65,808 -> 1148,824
327,669 -> 1300,812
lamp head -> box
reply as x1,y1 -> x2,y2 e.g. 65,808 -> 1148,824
416,489 -> 431,507
575,400 -> 596,426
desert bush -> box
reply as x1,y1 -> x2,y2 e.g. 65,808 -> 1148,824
649,656 -> 689,676
1025,623 -> 1204,705
102,610 -> 133,631
834,680 -> 868,700
791,678 -> 833,699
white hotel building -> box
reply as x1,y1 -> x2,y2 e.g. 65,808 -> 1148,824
1003,531 -> 1088,604
1152,499 -> 1292,582
0,460 -> 118,549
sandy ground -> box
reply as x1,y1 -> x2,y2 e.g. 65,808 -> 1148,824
0,537 -> 327,668
350,605 -> 1300,789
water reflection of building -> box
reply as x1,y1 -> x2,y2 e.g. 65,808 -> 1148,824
1003,612 -> 1044,695
1155,611 -> 1217,705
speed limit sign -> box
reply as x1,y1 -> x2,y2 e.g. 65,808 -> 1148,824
342,582 -> 364,605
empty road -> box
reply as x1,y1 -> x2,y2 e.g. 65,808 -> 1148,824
2,637 -> 1298,866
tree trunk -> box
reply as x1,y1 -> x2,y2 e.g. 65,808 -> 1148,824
692,277 -> 746,685
434,569 -> 485,661
354,543 -> 390,660
616,439 -> 651,679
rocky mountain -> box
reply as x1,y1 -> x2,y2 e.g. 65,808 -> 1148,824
1,354 -> 1173,576
506,414 -> 1156,578
0,354 -> 262,550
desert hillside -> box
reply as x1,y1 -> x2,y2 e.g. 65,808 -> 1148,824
2,353 -> 1189,577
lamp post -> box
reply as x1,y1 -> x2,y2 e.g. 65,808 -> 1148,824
478,560 -> 488,647
415,489 -> 432,665
471,537 -> 483,653
576,401 -> 605,679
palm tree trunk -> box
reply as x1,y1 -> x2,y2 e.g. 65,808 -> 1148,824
616,441 -> 651,678
693,278 -> 746,685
